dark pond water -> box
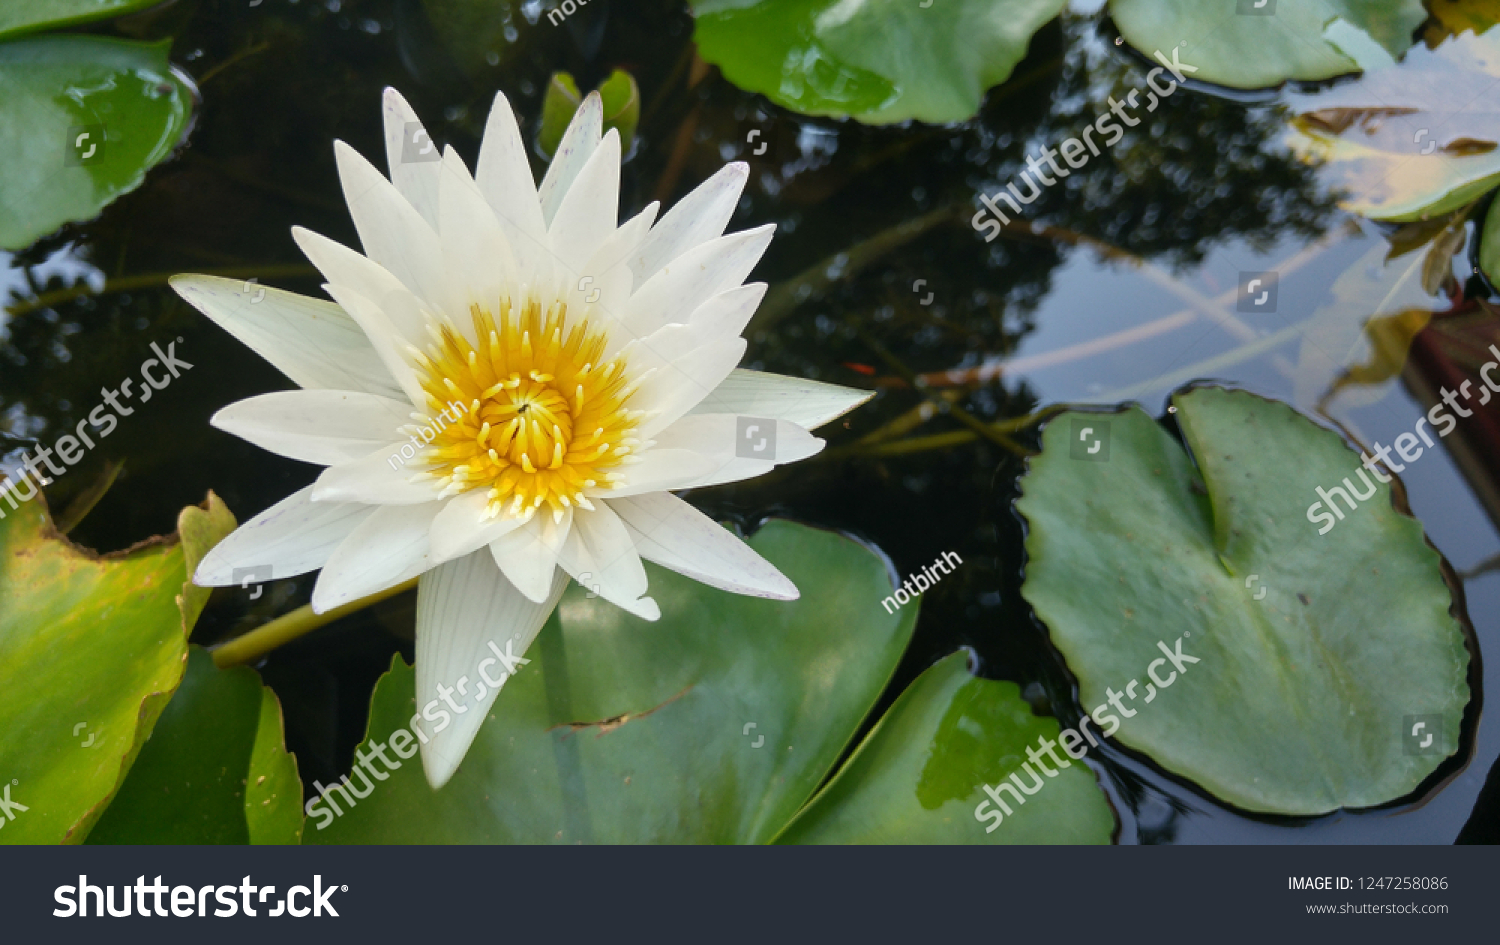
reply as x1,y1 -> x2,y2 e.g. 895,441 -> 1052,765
2,0 -> 1495,843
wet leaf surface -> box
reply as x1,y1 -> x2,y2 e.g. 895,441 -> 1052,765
0,35 -> 194,250
689,0 -> 1067,124
0,492 -> 233,843
776,651 -> 1115,843
1017,387 -> 1471,814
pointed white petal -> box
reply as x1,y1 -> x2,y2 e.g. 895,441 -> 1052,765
311,443 -> 445,505
334,140 -> 449,311
537,91 -> 602,226
620,224 -> 774,339
292,227 -> 431,348
438,147 -> 517,345
489,508 -> 572,602
609,492 -> 797,599
194,486 -> 374,585
687,368 -> 874,431
684,282 -> 766,341
585,448 -> 719,498
429,489 -> 525,563
547,129 -> 620,275
211,390 -> 413,466
631,336 -> 748,438
381,87 -> 441,228
568,201 -> 658,355
557,503 -> 658,620
653,413 -> 823,488
169,275 -> 401,399
311,501 -> 442,612
617,322 -> 714,373
321,283 -> 427,407
629,162 -> 748,284
474,91 -> 551,282
415,555 -> 567,788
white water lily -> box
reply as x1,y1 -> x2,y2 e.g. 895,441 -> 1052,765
172,88 -> 870,788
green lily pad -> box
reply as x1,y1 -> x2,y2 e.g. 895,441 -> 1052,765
1112,0 -> 1426,90
0,35 -> 194,251
0,0 -> 163,41
86,646 -> 303,845
1285,25 -> 1500,221
776,652 -> 1115,844
308,520 -> 916,843
689,0 -> 1067,124
1016,387 -> 1470,815
0,491 -> 235,844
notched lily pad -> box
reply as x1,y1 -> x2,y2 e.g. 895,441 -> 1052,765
689,0 -> 1068,124
0,35 -> 195,251
0,490 -> 235,843
776,652 -> 1116,844
1113,0 -> 1426,90
1016,387 -> 1472,815
86,646 -> 303,845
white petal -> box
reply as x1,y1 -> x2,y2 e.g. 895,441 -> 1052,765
547,129 -> 620,276
557,503 -> 658,620
489,508 -> 573,602
609,492 -> 797,599
334,140 -> 449,310
652,413 -> 824,488
292,227 -> 431,348
194,486 -> 374,585
415,554 -> 567,788
537,91 -> 602,227
311,443 -> 445,505
630,336 -> 748,438
474,91 -> 553,287
381,87 -> 441,228
629,162 -> 748,285
438,147 -> 517,345
211,390 -> 413,466
685,282 -> 765,340
567,202 -> 658,354
429,489 -> 525,563
169,275 -> 401,399
321,283 -> 427,407
687,368 -> 874,431
618,322 -> 714,373
620,224 -> 774,339
311,501 -> 443,612
586,448 -> 719,498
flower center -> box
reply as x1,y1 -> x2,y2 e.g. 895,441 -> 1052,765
409,296 -> 641,522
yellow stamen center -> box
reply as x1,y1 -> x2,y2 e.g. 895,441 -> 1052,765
411,297 -> 638,522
